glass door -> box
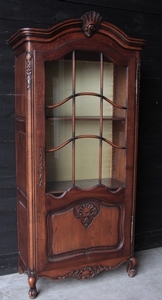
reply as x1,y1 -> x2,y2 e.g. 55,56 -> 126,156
45,51 -> 127,196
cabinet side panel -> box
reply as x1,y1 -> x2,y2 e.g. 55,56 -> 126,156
15,53 -> 26,117
16,131 -> 26,194
17,194 -> 28,268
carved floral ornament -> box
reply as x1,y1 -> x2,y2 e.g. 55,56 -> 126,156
56,265 -> 109,280
26,52 -> 32,90
81,11 -> 102,37
73,202 -> 100,228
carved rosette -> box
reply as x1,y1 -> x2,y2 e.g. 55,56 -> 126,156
57,265 -> 108,280
26,52 -> 33,90
81,11 -> 102,37
73,202 -> 100,228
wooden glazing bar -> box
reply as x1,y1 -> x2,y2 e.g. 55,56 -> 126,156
72,51 -> 76,186
99,52 -> 104,184
46,135 -> 125,153
46,92 -> 127,109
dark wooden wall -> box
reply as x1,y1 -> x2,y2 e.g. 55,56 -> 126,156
0,0 -> 162,275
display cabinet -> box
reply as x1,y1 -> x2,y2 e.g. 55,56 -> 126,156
9,11 -> 145,298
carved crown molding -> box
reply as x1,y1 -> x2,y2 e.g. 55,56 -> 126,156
73,202 -> 100,228
81,11 -> 102,37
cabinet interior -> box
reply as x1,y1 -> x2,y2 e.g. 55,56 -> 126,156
45,51 -> 127,195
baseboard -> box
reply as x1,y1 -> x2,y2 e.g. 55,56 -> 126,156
135,229 -> 162,251
0,253 -> 18,275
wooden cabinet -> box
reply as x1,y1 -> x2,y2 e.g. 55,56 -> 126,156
9,11 -> 145,299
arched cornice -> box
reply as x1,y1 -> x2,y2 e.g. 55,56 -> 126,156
8,11 -> 145,51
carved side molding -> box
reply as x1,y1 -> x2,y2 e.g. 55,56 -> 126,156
136,60 -> 141,105
26,52 -> 33,90
81,11 -> 102,37
16,117 -> 26,132
73,202 -> 100,228
39,148 -> 43,186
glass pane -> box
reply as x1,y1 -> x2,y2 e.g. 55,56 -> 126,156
103,119 -> 113,142
102,142 -> 112,179
46,118 -> 72,150
102,61 -> 127,188
76,52 -> 100,94
46,143 -> 72,194
113,65 -> 127,118
45,55 -> 72,106
103,61 -> 114,113
102,119 -> 125,146
75,139 -> 99,188
113,119 -> 126,148
76,120 -> 100,136
112,147 -> 126,186
76,96 -> 100,117
102,143 -> 125,189
46,98 -> 72,149
45,54 -> 73,195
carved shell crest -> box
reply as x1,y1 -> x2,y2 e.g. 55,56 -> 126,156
81,11 -> 102,37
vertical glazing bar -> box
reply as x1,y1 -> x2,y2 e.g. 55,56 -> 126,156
99,52 -> 103,184
72,51 -> 76,186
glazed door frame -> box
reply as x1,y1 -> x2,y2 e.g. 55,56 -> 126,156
33,35 -> 138,274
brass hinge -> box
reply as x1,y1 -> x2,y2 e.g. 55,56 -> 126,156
130,215 -> 134,245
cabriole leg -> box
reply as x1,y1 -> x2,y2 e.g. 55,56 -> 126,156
28,275 -> 37,299
126,256 -> 137,278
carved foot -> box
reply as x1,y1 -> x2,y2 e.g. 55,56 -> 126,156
126,256 -> 137,278
28,288 -> 37,299
28,276 -> 37,299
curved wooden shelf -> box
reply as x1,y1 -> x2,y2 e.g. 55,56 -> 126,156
46,116 -> 125,121
46,178 -> 125,195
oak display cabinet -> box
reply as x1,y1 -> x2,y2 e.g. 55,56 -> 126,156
9,12 -> 145,299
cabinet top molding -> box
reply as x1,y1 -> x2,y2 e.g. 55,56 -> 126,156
8,11 -> 145,51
